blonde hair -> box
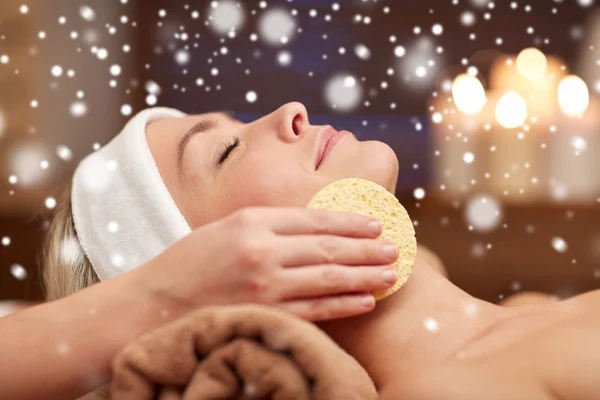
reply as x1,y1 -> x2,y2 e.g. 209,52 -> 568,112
39,180 -> 109,400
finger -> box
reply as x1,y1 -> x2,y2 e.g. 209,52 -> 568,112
275,235 -> 399,267
276,265 -> 397,300
277,294 -> 376,322
248,206 -> 382,238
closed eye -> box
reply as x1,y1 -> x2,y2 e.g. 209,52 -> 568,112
217,136 -> 240,166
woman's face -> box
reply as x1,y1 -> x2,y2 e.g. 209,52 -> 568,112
146,102 -> 399,229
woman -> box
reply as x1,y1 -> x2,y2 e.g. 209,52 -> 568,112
3,103 -> 598,399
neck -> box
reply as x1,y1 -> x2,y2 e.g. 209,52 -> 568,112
318,253 -> 507,389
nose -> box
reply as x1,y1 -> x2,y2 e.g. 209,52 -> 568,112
270,102 -> 309,141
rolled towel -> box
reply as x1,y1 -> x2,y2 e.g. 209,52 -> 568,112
110,304 -> 378,400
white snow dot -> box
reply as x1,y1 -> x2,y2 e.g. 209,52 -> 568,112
79,6 -> 96,21
51,65 -> 63,77
69,101 -> 88,118
107,221 -> 119,233
10,264 -> 27,280
432,24 -> 443,35
571,136 -> 588,152
354,43 -> 371,60
258,7 -> 296,46
57,342 -> 70,356
324,74 -> 363,112
45,197 -> 56,209
56,145 -> 72,161
465,194 -> 502,232
277,50 -> 292,66
245,91 -> 257,103
1,236 -> 11,246
8,175 -> 18,184
121,104 -> 132,116
175,50 -> 190,65
463,301 -> 479,316
0,55 -> 9,64
145,94 -> 157,106
208,0 -> 245,36
20,5 -> 29,14
109,64 -> 121,76
461,11 -> 476,26
394,46 -> 406,58
424,317 -> 439,332
59,237 -> 83,264
432,112 -> 443,124
551,237 -> 568,253
145,80 -> 161,95
463,152 -> 475,164
415,66 -> 427,77
38,31 -> 46,39
196,78 -> 204,86
96,48 -> 108,60
110,253 -> 125,268
413,187 -> 426,200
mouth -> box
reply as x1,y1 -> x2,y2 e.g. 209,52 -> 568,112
315,126 -> 351,170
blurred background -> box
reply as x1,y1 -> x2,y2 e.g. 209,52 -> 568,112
1,0 -> 599,312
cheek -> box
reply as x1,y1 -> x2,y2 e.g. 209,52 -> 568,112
220,157 -> 313,209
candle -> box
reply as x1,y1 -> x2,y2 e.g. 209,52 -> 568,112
487,53 -> 567,203
548,95 -> 600,204
430,91 -> 488,200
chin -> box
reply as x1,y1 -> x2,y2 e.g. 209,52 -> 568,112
345,140 -> 399,193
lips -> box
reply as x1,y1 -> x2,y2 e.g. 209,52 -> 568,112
315,126 -> 349,170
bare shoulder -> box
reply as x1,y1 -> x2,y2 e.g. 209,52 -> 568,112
556,288 -> 600,312
380,298 -> 600,400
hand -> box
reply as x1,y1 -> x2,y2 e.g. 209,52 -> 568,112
138,206 -> 399,321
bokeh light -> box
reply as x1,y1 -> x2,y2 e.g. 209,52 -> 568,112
495,92 -> 528,128
516,48 -> 547,80
258,7 -> 296,46
558,75 -> 589,116
324,74 -> 363,112
452,74 -> 487,115
465,194 -> 503,232
207,0 -> 245,36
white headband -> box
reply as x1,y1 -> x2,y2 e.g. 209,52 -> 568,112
71,107 -> 192,281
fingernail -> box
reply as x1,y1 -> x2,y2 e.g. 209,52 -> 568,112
381,268 -> 397,284
367,220 -> 381,234
361,295 -> 375,308
382,243 -> 398,259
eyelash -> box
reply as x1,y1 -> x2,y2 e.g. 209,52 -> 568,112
218,136 -> 240,165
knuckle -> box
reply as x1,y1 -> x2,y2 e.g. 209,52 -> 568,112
319,237 -> 340,263
231,207 -> 260,227
311,211 -> 329,233
321,268 -> 346,289
244,275 -> 270,299
309,299 -> 330,320
238,238 -> 271,268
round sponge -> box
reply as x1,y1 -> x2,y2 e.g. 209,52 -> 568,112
307,178 -> 417,300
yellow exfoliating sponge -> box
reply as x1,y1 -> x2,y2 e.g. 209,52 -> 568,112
307,178 -> 417,301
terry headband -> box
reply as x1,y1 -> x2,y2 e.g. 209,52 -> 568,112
71,107 -> 192,281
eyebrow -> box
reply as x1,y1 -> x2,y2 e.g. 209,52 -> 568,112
176,111 -> 237,174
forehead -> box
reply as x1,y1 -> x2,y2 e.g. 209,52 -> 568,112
146,112 -> 224,133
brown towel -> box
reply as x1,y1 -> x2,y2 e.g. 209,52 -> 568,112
110,304 -> 378,400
